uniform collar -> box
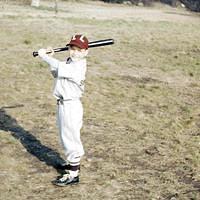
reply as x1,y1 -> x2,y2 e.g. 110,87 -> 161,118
66,57 -> 86,64
66,57 -> 72,64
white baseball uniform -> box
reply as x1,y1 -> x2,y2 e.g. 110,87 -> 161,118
38,51 -> 86,167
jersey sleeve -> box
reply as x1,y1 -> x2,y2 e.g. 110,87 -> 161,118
57,63 -> 76,79
40,54 -> 60,72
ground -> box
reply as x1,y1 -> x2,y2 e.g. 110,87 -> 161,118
0,0 -> 200,199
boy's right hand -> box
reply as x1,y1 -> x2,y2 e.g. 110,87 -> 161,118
46,47 -> 55,56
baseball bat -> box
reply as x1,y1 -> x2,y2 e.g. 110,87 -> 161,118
33,39 -> 114,57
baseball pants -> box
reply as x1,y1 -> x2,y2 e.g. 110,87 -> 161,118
57,99 -> 84,166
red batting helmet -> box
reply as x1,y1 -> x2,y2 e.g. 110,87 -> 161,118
67,34 -> 89,49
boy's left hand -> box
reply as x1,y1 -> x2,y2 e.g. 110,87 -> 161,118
38,48 -> 47,57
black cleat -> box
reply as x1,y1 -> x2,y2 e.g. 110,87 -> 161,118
52,173 -> 79,186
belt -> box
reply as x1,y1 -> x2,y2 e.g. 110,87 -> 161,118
57,98 -> 72,105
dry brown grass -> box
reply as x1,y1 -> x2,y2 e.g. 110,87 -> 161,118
0,1 -> 200,199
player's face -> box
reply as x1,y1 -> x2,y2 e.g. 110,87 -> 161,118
69,45 -> 88,61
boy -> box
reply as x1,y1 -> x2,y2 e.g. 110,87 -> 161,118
38,34 -> 89,186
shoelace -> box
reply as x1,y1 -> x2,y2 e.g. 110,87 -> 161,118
59,173 -> 71,182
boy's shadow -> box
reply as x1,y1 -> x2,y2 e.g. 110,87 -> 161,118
0,106 -> 66,174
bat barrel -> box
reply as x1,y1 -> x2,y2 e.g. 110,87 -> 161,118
89,39 -> 114,48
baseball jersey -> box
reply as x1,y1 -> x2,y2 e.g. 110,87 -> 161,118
40,54 -> 87,100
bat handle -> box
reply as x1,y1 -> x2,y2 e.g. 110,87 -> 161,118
32,50 -> 54,57
33,51 -> 38,57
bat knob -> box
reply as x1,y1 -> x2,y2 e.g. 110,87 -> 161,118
33,51 -> 38,57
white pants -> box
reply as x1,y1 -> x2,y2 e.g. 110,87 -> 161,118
57,99 -> 84,166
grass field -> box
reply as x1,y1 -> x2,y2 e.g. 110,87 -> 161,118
0,1 -> 200,199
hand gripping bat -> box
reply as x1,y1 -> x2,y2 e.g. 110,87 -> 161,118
33,39 -> 114,57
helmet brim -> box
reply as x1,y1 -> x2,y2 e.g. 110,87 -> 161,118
67,41 -> 88,49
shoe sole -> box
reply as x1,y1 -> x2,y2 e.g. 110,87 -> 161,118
52,181 -> 79,187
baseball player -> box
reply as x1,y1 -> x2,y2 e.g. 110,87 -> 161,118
38,35 -> 88,186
